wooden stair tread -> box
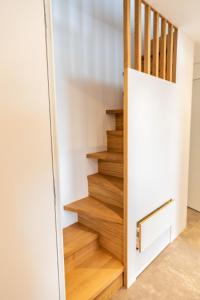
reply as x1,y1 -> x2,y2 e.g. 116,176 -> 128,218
63,223 -> 98,258
107,130 -> 123,137
64,197 -> 123,224
106,109 -> 123,115
66,248 -> 124,300
87,151 -> 123,163
88,174 -> 123,192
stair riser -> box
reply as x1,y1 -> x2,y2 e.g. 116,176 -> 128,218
88,179 -> 123,208
79,215 -> 124,262
107,134 -> 123,153
65,240 -> 99,273
95,274 -> 123,300
116,114 -> 123,130
99,161 -> 123,178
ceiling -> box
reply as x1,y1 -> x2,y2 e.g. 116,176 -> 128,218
146,0 -> 200,43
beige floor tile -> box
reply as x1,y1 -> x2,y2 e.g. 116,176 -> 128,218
112,208 -> 200,300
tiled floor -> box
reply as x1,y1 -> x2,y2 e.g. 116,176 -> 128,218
112,208 -> 200,300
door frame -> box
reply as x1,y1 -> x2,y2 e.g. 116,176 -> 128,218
43,1 -> 66,299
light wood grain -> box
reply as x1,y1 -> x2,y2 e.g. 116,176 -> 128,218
124,0 -> 131,68
63,223 -> 98,258
134,0 -> 142,71
107,132 -> 123,153
64,197 -> 123,224
107,130 -> 123,137
88,174 -> 123,208
66,248 -> 123,300
160,18 -> 167,79
106,109 -> 123,115
87,151 -> 123,163
79,215 -> 124,261
95,274 -> 123,300
99,161 -> 123,178
123,69 -> 128,286
166,23 -> 174,81
153,11 -> 159,77
172,27 -> 178,83
144,5 -> 151,74
116,114 -> 123,130
65,239 -> 99,273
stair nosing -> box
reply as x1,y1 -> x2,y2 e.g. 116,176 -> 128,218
107,130 -> 123,137
64,196 -> 123,224
106,109 -> 123,115
87,151 -> 123,163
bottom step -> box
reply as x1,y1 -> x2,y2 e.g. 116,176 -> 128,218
66,248 -> 124,300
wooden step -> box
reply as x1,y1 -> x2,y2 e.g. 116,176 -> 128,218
116,114 -> 123,130
95,275 -> 123,300
66,248 -> 124,300
106,110 -> 123,130
107,131 -> 123,153
63,223 -> 99,272
79,215 -> 124,261
88,174 -> 123,208
64,197 -> 123,224
106,109 -> 123,115
87,151 -> 123,163
107,130 -> 123,136
99,161 -> 123,178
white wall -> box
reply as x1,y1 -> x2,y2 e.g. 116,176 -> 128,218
52,0 -> 123,227
0,1 -> 60,299
188,43 -> 200,211
127,31 -> 194,286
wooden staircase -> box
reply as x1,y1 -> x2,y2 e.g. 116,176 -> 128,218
63,109 -> 124,300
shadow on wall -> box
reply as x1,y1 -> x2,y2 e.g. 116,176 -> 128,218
52,0 -> 124,227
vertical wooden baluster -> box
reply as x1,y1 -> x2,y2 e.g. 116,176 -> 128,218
134,0 -> 142,71
144,5 -> 151,74
172,27 -> 178,83
152,11 -> 159,77
166,23 -> 173,81
160,18 -> 167,79
124,0 -> 131,68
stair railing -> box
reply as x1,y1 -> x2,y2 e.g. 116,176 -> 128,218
123,0 -> 178,83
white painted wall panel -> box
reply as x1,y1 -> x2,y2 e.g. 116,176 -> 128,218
127,31 -> 193,286
0,1 -> 60,299
52,0 -> 123,227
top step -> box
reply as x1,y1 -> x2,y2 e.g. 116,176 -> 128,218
106,109 -> 123,115
63,223 -> 98,258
